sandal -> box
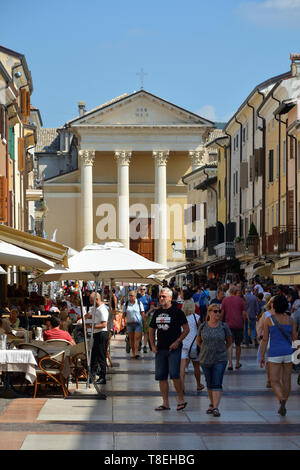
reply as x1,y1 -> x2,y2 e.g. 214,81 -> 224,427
155,405 -> 170,411
176,402 -> 187,411
278,400 -> 287,416
197,384 -> 205,392
235,364 -> 242,369
212,408 -> 221,417
206,404 -> 214,414
228,366 -> 233,371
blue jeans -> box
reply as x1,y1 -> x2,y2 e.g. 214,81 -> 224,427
127,322 -> 143,333
244,318 -> 257,345
201,362 -> 227,391
155,347 -> 182,381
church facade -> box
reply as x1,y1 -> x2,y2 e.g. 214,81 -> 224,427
43,90 -> 214,267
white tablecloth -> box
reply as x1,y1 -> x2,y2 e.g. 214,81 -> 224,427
0,350 -> 37,384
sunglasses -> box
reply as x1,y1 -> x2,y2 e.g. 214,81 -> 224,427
159,295 -> 168,298
212,309 -> 221,313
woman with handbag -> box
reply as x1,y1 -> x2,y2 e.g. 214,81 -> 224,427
179,298 -> 204,392
197,303 -> 232,417
260,295 -> 299,416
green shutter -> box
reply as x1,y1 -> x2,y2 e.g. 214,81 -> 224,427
8,126 -> 15,160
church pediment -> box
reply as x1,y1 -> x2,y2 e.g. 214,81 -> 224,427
67,91 -> 213,128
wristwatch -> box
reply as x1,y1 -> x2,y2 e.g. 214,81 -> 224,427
177,338 -> 182,344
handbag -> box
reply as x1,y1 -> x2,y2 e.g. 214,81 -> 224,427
188,314 -> 201,360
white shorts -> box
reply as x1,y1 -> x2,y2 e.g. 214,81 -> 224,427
268,355 -> 293,364
181,346 -> 199,361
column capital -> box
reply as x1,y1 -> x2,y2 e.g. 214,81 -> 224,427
115,151 -> 132,166
79,149 -> 95,166
189,150 -> 204,168
153,150 -> 169,166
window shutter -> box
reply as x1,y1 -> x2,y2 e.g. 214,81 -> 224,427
8,126 -> 15,160
0,176 -> 8,223
0,106 -> 3,138
240,162 -> 248,189
288,190 -> 294,227
18,137 -> 25,172
26,91 -> 30,116
21,89 -> 27,116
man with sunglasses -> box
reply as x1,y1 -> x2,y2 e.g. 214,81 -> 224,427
149,287 -> 190,411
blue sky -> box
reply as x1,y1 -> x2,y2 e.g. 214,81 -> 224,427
1,0 -> 299,127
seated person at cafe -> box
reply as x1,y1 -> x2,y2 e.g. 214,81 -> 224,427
43,315 -> 75,344
7,309 -> 20,329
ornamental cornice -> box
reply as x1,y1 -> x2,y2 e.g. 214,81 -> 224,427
152,150 -> 169,166
79,149 -> 95,166
189,150 -> 205,167
114,151 -> 132,166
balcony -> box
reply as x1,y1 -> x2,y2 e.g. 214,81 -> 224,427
26,188 -> 44,201
278,226 -> 298,253
235,236 -> 260,258
215,242 -> 235,259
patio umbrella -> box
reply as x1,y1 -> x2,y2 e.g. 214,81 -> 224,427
33,242 -> 167,393
0,240 -> 55,270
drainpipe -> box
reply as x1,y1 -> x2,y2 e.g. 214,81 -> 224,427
271,88 -> 283,234
235,116 -> 243,237
257,90 -> 266,236
247,100 -> 256,224
290,133 -> 298,250
224,131 -> 232,239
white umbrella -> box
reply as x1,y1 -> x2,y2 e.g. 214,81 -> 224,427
33,242 -> 167,393
34,242 -> 167,281
0,240 -> 55,270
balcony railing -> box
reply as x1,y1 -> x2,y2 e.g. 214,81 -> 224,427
235,236 -> 259,257
262,226 -> 299,255
215,242 -> 235,259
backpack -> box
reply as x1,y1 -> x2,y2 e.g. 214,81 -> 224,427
124,300 -> 143,317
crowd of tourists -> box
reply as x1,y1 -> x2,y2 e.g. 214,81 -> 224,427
1,276 -> 300,417
121,277 -> 300,418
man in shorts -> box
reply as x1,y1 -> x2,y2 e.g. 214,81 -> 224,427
221,286 -> 248,370
149,287 -> 190,411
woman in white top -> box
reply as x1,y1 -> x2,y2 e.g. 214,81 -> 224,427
180,298 -> 204,392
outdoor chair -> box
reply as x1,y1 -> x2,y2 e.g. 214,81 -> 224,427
70,352 -> 88,389
34,351 -> 69,398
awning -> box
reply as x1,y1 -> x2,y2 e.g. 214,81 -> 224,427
272,267 -> 300,285
0,224 -> 69,267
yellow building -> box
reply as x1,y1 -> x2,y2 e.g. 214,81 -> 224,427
43,90 -> 214,268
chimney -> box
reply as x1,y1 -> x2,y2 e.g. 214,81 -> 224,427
290,53 -> 300,77
78,101 -> 86,116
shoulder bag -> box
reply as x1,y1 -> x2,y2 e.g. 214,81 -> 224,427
188,314 -> 201,360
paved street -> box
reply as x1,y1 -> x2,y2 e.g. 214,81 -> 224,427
0,334 -> 300,451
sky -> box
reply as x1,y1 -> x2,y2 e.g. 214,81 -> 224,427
1,0 -> 299,127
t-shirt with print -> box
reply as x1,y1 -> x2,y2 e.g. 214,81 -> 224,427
149,305 -> 188,350
198,322 -> 232,365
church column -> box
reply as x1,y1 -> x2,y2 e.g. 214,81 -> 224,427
189,150 -> 204,171
79,149 -> 95,248
115,151 -> 132,249
153,151 -> 169,266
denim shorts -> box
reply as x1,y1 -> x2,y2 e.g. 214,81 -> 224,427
127,322 -> 143,333
201,362 -> 227,391
155,347 -> 182,381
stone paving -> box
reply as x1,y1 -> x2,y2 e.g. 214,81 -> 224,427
0,334 -> 300,450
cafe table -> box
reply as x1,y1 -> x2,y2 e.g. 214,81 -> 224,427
0,349 -> 37,396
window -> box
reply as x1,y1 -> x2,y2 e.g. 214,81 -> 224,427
283,140 -> 286,175
267,208 -> 269,234
282,200 -> 286,227
218,180 -> 221,200
276,144 -> 279,179
276,203 -> 279,227
218,149 -> 221,162
224,178 -> 227,199
268,149 -> 274,182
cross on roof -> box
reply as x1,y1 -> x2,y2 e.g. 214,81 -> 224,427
136,68 -> 147,90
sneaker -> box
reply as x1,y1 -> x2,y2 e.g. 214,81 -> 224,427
96,378 -> 106,385
143,346 -> 148,353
